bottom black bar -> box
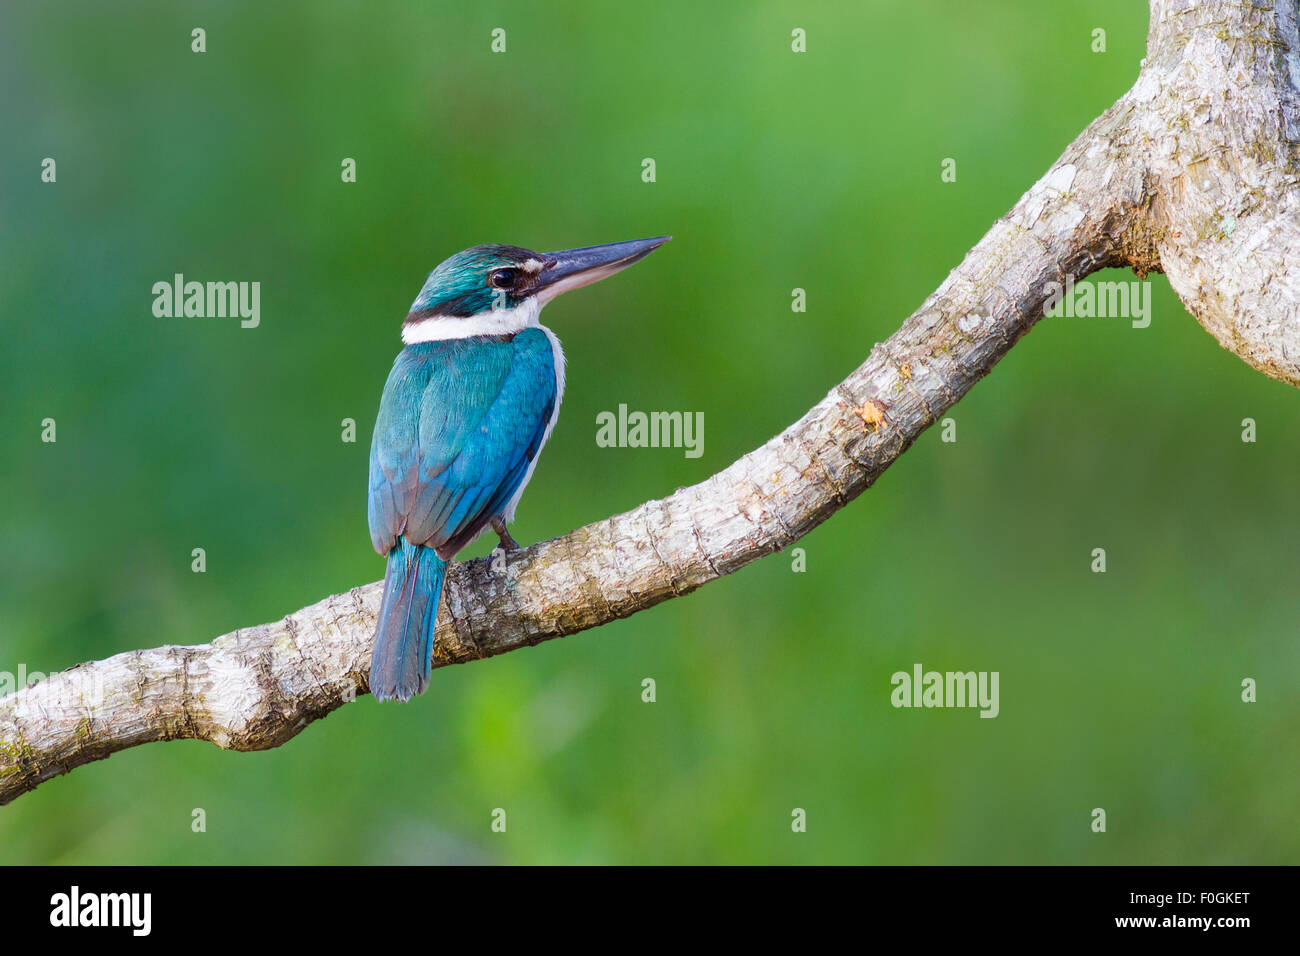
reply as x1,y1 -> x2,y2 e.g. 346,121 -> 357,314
2,864 -> 1284,941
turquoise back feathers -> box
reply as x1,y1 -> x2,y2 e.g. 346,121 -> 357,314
368,331 -> 558,560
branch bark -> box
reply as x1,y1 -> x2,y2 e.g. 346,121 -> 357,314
3,0 -> 1297,805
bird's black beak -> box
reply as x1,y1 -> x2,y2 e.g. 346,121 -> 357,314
534,236 -> 671,303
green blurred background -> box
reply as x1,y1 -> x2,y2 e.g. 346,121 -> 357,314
2,0 -> 1297,864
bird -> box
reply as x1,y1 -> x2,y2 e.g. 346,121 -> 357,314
366,236 -> 671,701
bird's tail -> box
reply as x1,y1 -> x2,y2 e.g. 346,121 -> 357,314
369,539 -> 447,702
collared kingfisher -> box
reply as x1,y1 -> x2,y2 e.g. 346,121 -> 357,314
367,236 -> 671,701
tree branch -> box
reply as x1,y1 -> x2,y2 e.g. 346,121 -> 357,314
3,0 -> 1297,805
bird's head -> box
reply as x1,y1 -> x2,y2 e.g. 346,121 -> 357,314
402,236 -> 671,344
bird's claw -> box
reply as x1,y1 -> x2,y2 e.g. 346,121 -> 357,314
491,518 -> 520,552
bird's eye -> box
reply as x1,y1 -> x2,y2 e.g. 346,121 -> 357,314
489,269 -> 519,289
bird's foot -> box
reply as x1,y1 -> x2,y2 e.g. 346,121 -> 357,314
491,517 -> 521,552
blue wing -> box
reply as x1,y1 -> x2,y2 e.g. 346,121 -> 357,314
368,329 -> 557,559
